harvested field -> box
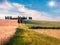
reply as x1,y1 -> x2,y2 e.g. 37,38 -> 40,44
0,20 -> 18,45
33,29 -> 60,39
0,20 -> 18,26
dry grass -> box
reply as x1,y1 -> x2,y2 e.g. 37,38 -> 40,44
33,29 -> 60,39
0,20 -> 18,45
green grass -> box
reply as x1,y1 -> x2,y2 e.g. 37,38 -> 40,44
23,20 -> 60,27
6,27 -> 60,45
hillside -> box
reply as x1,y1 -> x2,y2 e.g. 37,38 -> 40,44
6,24 -> 60,45
22,20 -> 60,28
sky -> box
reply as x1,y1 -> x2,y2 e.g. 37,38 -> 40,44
0,0 -> 60,21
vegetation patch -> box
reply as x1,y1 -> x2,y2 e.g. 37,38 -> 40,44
6,24 -> 60,45
30,26 -> 60,29
23,20 -> 60,29
5,20 -> 60,45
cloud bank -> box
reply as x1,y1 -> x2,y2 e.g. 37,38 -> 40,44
0,0 -> 60,21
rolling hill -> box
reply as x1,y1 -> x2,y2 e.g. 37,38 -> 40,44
22,20 -> 60,28
5,24 -> 60,45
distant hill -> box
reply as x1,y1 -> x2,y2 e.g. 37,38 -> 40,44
23,20 -> 60,27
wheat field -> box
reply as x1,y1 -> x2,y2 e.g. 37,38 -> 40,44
33,29 -> 60,39
0,20 -> 18,45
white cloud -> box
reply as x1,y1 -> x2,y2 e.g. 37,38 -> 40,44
0,1 -> 60,21
52,2 -> 60,14
12,3 -> 60,21
12,3 -> 52,20
55,16 -> 60,21
0,1 -> 12,10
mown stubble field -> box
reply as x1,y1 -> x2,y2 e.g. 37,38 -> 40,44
0,20 -> 18,45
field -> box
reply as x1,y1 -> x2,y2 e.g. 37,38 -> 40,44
23,20 -> 60,27
6,20 -> 60,45
0,20 -> 60,45
33,29 -> 60,39
0,20 -> 18,45
23,20 -> 60,39
6,24 -> 60,45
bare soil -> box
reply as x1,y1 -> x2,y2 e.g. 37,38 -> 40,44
0,20 -> 18,45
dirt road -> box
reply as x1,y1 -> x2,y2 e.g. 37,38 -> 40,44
0,20 -> 18,45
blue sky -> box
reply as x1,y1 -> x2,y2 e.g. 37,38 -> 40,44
8,0 -> 60,16
0,0 -> 60,21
